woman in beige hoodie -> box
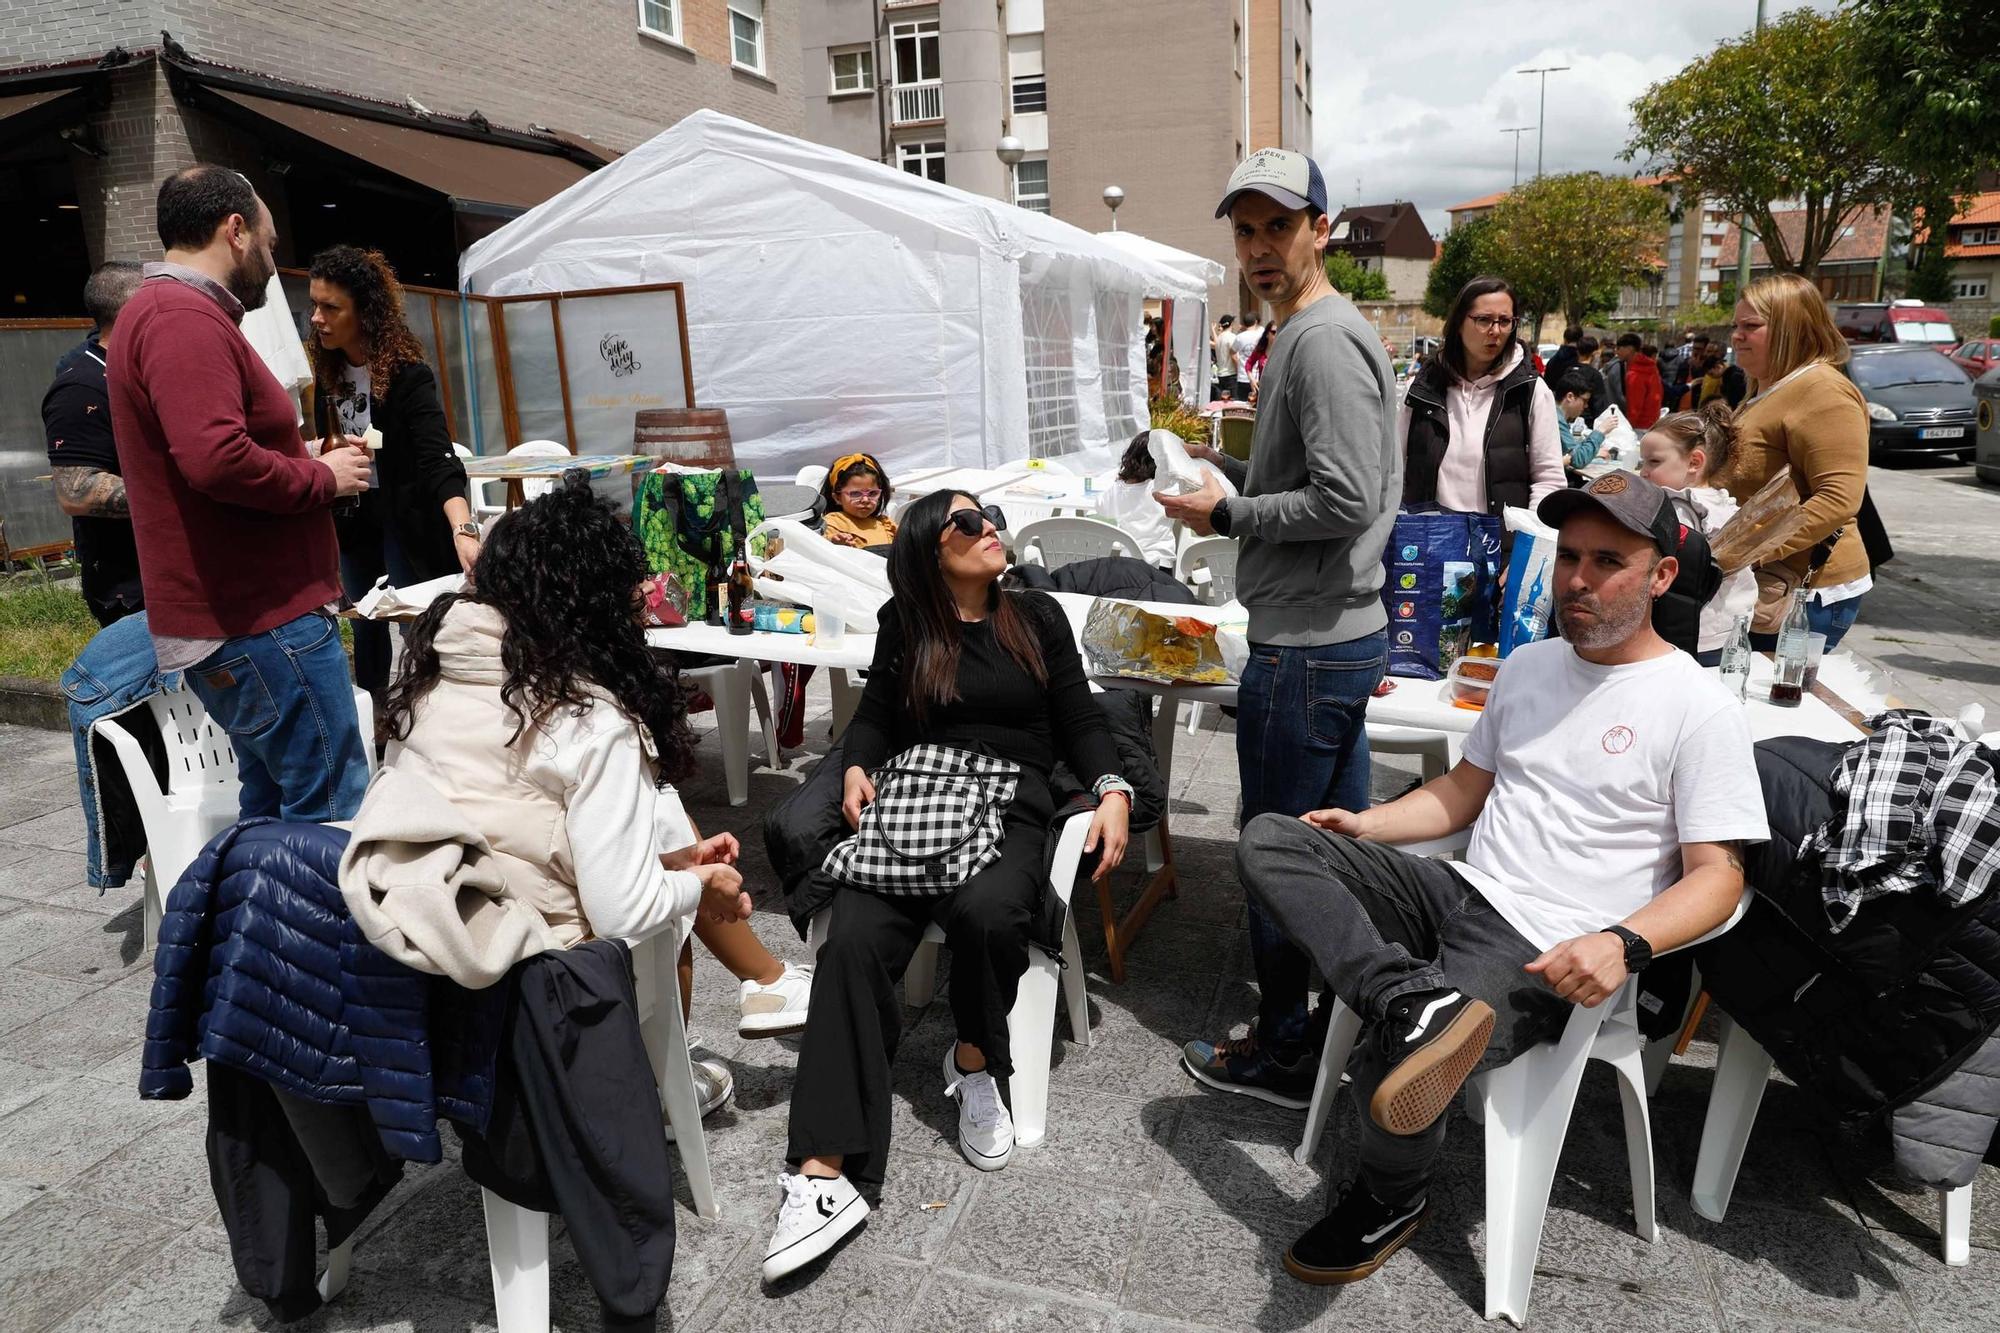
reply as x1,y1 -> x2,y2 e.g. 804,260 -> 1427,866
370,473 -> 801,1121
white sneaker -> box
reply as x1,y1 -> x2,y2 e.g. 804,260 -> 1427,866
739,962 -> 814,1038
762,1171 -> 869,1282
664,1050 -> 732,1143
941,1045 -> 1014,1171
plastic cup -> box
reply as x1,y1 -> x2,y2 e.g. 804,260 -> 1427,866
815,607 -> 847,646
1804,632 -> 1827,692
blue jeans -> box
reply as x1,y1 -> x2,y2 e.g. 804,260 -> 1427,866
1236,631 -> 1388,1058
184,611 -> 370,823
1748,592 -> 1865,653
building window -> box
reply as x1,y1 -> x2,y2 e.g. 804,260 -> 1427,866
729,0 -> 764,72
1012,75 -> 1046,113
1955,278 -> 1990,300
1303,62 -> 1312,109
830,46 -> 875,93
1014,159 -> 1049,213
1294,40 -> 1304,91
637,0 -> 678,42
1233,21 -> 1242,76
891,18 -> 941,84
1965,228 -> 1990,246
898,140 -> 946,184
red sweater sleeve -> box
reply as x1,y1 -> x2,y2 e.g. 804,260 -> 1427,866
137,308 -> 333,513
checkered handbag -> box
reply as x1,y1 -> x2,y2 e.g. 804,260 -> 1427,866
821,744 -> 1022,895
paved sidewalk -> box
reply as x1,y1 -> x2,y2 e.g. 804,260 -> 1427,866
1,458 -> 1995,1331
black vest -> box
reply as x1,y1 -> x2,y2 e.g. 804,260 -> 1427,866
1402,350 -> 1540,516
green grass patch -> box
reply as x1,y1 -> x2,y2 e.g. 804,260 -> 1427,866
0,582 -> 98,682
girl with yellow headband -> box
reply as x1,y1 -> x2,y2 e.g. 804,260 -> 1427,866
819,452 -> 897,550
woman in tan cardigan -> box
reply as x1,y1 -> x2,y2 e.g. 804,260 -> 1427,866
1722,273 -> 1871,648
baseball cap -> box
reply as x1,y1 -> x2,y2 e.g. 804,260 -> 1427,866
1535,471 -> 1679,557
1214,148 -> 1329,219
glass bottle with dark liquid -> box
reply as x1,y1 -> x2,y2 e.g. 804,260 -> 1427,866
704,559 -> 727,627
727,554 -> 754,636
1769,586 -> 1811,707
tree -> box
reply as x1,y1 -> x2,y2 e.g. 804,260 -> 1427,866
1845,0 -> 2000,306
1482,173 -> 1665,329
1323,250 -> 1391,301
1423,215 -> 1494,318
1626,9 -> 1915,277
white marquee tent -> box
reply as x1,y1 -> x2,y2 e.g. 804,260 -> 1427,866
1094,230 -> 1226,405
460,110 -> 1211,479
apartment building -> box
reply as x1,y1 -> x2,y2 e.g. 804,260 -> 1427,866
0,1 -> 802,305
800,0 -> 1314,308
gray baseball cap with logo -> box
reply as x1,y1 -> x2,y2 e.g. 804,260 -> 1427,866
1214,148 -> 1330,219
1536,471 -> 1681,557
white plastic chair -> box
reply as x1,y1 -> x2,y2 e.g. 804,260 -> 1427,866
1175,536 -> 1239,607
471,440 -> 569,519
677,660 -> 779,806
1012,516 -> 1148,572
807,811 -> 1095,1150
480,918 -> 716,1332
794,463 -> 829,491
1365,724 -> 1460,785
452,442 -> 472,459
1293,828 -> 1749,1324
1690,1014 -> 1974,1266
96,684 -> 376,951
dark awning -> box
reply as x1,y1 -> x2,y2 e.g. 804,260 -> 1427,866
207,88 -> 595,211
0,86 -> 90,147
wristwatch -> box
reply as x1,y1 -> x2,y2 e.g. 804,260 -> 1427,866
1601,924 -> 1653,973
1209,499 -> 1233,537
454,521 -> 482,539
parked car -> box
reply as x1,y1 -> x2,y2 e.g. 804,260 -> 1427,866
1974,368 -> 2000,486
1844,344 -> 1978,461
1833,300 -> 1959,347
1949,339 -> 2000,378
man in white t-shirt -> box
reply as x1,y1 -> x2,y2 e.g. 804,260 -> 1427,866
1239,469 -> 1768,1288
1233,311 -> 1265,387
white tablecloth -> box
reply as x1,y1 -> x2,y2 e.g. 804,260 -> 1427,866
644,622 -> 875,671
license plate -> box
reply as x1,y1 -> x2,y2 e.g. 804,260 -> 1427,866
1918,426 -> 1966,440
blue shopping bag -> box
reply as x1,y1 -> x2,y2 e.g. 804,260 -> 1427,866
1381,508 -> 1503,680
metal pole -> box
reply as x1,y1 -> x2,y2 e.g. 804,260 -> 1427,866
1733,0 -> 1767,300
1502,127 -> 1534,188
1517,67 -> 1568,179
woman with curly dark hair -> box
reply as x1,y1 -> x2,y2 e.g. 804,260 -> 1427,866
378,474 -> 788,1124
307,245 -> 477,700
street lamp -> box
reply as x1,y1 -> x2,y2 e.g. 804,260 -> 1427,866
1517,65 -> 1569,179
995,136 -> 1024,168
1102,185 -> 1125,231
1501,126 -> 1535,189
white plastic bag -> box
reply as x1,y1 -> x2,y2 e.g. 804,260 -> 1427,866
1497,507 -> 1557,655
1591,404 -> 1641,465
1146,428 -> 1208,496
744,518 -> 890,632
1212,599 -> 1249,680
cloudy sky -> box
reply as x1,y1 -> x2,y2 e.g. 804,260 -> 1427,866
1310,1 -> 1838,235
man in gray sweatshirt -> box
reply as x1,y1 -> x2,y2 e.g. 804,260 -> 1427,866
1159,148 -> 1402,1108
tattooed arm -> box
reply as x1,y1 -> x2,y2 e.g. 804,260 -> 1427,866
52,466 -> 130,519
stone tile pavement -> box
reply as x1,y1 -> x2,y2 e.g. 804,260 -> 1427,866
1,460 -> 1996,1331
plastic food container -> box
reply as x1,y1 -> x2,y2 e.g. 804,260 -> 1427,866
1448,657 -> 1500,709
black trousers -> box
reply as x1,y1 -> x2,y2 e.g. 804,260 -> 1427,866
786,790 -> 1049,1188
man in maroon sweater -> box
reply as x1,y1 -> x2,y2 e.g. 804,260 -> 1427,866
109,165 -> 375,822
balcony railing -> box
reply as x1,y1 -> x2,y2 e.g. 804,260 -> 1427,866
892,81 -> 944,125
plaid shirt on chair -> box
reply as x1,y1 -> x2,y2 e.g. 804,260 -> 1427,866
1802,710 -> 2000,932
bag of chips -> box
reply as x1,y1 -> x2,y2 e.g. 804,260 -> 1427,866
1381,508 -> 1503,680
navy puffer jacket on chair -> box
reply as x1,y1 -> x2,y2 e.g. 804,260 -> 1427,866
140,818 -> 498,1162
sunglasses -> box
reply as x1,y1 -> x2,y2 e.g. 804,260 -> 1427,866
943,505 -> 1007,539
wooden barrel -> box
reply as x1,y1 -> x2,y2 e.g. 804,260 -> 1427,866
634,408 -> 735,470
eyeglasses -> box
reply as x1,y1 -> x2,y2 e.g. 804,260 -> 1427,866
837,488 -> 882,503
1467,315 -> 1516,332
943,505 -> 1007,539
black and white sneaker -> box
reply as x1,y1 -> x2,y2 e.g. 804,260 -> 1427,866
762,1172 -> 869,1282
1283,1181 -> 1429,1284
1369,988 -> 1494,1137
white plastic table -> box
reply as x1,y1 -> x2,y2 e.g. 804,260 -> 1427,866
645,622 -> 875,805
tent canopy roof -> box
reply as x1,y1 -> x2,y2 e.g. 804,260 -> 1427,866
1092,231 -> 1226,292
460,110 -> 1207,301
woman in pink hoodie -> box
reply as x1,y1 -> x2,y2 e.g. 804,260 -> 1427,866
1395,278 -> 1565,516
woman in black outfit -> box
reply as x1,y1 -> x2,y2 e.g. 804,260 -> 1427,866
762,491 -> 1132,1282
306,246 -> 477,703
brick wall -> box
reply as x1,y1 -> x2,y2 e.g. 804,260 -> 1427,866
155,0 -> 803,150
0,0 -> 158,67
